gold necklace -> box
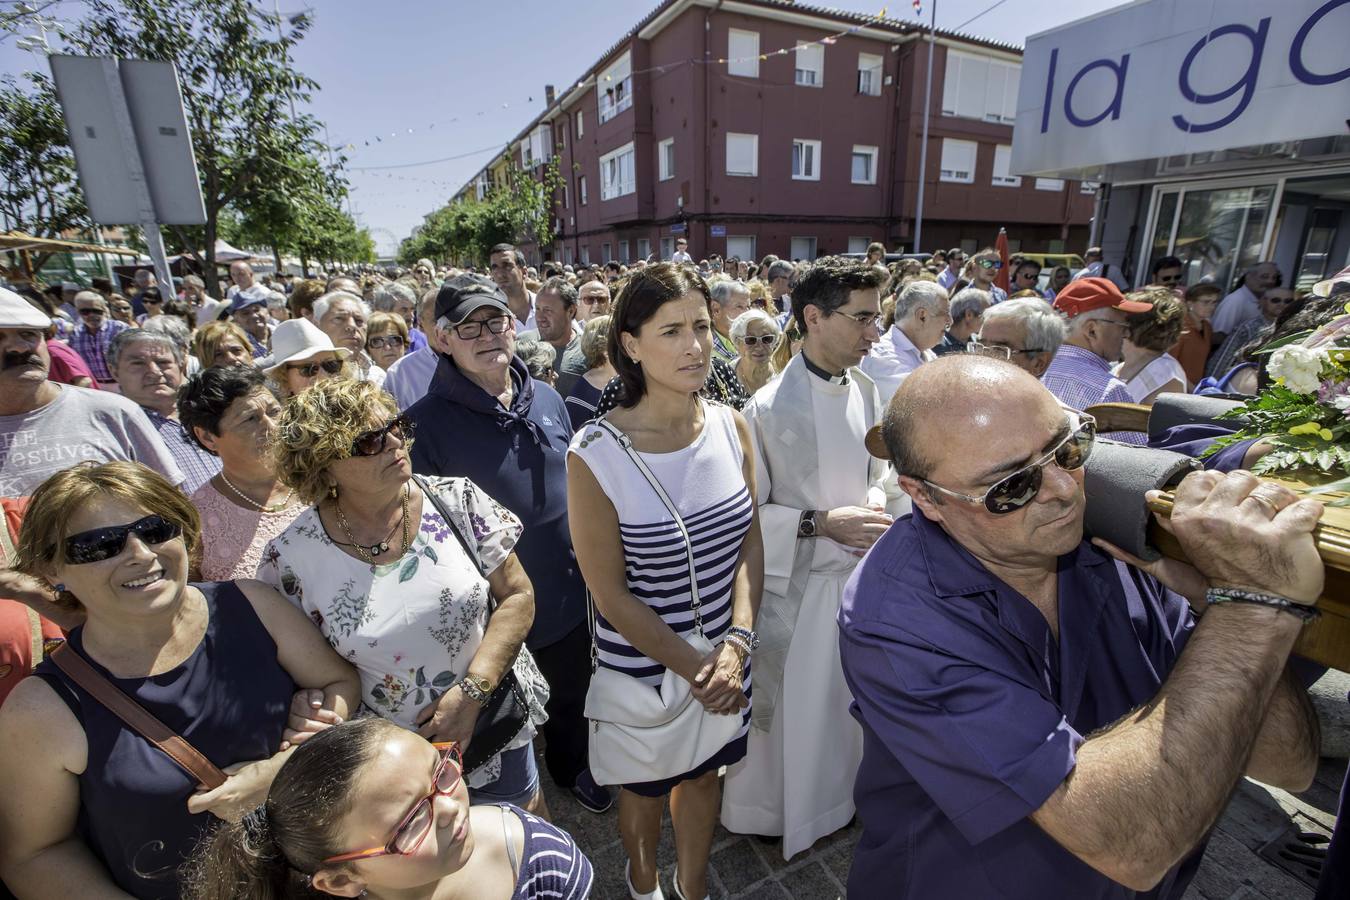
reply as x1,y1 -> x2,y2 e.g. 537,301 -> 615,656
334,484 -> 411,564
219,471 -> 294,513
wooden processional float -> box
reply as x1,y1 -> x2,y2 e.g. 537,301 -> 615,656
863,396 -> 1350,672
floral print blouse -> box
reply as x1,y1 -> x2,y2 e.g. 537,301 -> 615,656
257,475 -> 549,787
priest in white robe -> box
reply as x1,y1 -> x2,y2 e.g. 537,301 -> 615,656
722,258 -> 892,860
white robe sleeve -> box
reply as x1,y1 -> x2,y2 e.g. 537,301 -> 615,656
745,400 -> 805,595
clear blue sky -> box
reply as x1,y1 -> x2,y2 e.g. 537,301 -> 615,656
2,0 -> 1128,255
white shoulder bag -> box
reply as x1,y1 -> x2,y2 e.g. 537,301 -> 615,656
583,418 -> 743,787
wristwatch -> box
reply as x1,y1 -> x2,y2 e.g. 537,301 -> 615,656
798,509 -> 818,538
458,673 -> 496,706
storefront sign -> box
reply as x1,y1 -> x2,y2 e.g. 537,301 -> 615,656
670,223 -> 687,234
1012,0 -> 1350,176
710,225 -> 726,237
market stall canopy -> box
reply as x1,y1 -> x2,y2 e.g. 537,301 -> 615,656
167,238 -> 263,265
0,230 -> 140,256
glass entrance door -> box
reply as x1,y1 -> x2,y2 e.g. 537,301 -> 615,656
1145,184 -> 1276,290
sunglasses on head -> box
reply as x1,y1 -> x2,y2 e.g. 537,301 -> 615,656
741,334 -> 778,347
920,410 -> 1096,514
323,743 -> 463,864
59,514 -> 182,564
289,358 -> 343,378
350,414 -> 415,457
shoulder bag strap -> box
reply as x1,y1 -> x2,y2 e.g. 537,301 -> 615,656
0,514 -> 41,666
49,642 -> 226,790
593,419 -> 703,632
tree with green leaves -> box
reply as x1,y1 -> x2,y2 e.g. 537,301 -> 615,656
399,152 -> 563,266
0,72 -> 91,272
67,0 -> 331,290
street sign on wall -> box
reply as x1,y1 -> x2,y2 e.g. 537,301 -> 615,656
1011,0 -> 1350,178
710,225 -> 726,237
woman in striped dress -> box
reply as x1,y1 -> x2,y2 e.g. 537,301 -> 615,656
568,264 -> 764,900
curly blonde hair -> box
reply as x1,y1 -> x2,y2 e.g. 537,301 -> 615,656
1124,287 -> 1185,352
273,378 -> 400,504
14,461 -> 202,610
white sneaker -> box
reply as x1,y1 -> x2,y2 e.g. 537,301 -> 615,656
626,860 -> 665,900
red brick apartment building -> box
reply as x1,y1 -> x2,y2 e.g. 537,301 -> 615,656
451,0 -> 1094,266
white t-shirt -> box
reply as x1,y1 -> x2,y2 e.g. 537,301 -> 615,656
0,384 -> 185,496
1116,353 -> 1188,403
671,250 -> 693,264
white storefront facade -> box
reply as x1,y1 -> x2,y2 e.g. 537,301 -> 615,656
1012,0 -> 1350,292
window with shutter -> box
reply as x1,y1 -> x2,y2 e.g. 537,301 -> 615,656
939,139 -> 977,184
728,29 -> 759,78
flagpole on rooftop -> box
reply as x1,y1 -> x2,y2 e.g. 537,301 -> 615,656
912,0 -> 937,254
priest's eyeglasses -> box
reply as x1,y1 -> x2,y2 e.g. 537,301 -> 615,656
919,409 -> 1096,514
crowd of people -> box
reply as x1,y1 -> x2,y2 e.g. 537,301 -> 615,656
0,237 -> 1346,900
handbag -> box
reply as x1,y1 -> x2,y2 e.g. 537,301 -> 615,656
582,419 -> 743,787
414,475 -> 530,775
50,642 -> 227,790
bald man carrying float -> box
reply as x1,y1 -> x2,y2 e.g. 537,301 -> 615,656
839,354 -> 1323,899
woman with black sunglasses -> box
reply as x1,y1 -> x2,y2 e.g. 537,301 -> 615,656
260,378 -> 551,817
184,717 -> 592,900
263,317 -> 352,399
179,366 -> 307,582
0,461 -> 359,900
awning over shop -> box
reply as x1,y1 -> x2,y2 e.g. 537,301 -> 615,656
0,230 -> 140,256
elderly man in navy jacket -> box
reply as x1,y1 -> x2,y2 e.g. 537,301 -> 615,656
406,274 -> 611,814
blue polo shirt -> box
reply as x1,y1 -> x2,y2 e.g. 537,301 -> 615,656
838,509 -> 1199,899
406,354 -> 585,650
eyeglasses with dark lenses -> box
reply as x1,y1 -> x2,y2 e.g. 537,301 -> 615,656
975,258 -> 1003,271
289,359 -> 344,378
920,412 -> 1096,515
322,743 -> 463,864
349,415 -> 416,457
741,334 -> 778,347
60,514 -> 182,564
368,335 -> 406,350
78,308 -> 104,317
452,315 -> 511,340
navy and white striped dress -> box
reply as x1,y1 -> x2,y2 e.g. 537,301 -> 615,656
569,401 -> 754,787
500,804 -> 593,900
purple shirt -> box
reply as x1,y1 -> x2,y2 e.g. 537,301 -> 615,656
1041,345 -> 1146,445
838,509 -> 1199,899
69,319 -> 130,383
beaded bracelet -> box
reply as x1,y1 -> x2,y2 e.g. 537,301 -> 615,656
1205,587 -> 1321,624
727,625 -> 760,650
723,633 -> 754,658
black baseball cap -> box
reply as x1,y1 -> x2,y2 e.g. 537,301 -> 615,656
434,274 -> 511,324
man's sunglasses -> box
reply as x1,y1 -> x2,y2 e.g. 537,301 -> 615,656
741,334 -> 778,347
975,258 -> 1003,271
78,308 -> 105,317
920,411 -> 1096,515
323,743 -> 463,864
451,315 -> 511,341
350,415 -> 415,457
288,358 -> 343,378
58,514 -> 182,564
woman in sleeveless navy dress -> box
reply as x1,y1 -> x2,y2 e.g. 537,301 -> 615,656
0,462 -> 359,899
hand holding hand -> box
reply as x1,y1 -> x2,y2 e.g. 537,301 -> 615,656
819,506 -> 893,551
415,684 -> 481,748
692,643 -> 748,715
186,760 -> 275,822
280,688 -> 343,751
1161,470 -> 1323,606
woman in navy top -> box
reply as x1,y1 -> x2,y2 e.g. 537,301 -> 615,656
0,462 -> 359,899
185,717 -> 594,900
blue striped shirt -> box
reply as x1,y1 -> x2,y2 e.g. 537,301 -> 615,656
69,319 -> 130,382
503,804 -> 594,900
141,408 -> 222,495
1041,345 -> 1146,445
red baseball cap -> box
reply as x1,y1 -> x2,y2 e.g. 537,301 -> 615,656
1052,277 -> 1153,317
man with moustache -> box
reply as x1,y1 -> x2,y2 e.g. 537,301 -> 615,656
0,288 -> 183,497
839,354 -> 1322,899
722,257 -> 891,858
109,330 -> 221,494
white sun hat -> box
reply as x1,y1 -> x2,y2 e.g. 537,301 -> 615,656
262,317 -> 350,375
0,287 -> 54,328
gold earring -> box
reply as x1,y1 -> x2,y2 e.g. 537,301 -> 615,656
328,483 -> 338,499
